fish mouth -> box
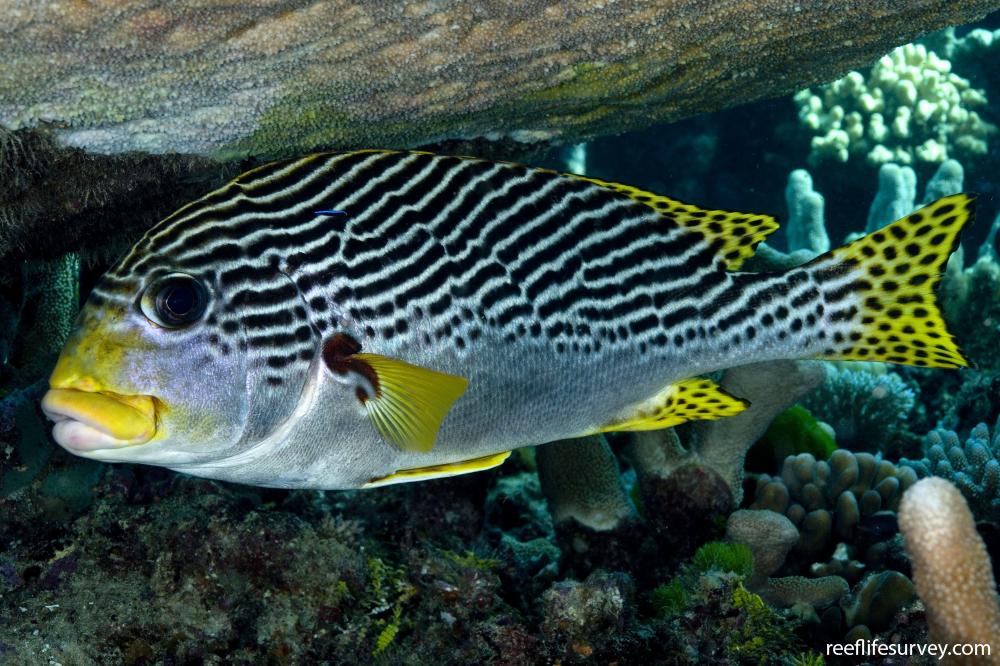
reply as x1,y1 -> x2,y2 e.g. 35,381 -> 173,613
41,388 -> 158,452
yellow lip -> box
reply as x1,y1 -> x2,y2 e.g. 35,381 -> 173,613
42,388 -> 157,444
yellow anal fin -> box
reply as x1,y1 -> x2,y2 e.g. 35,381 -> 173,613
362,451 -> 511,488
596,377 -> 750,433
353,353 -> 469,453
566,173 -> 780,270
810,193 -> 974,369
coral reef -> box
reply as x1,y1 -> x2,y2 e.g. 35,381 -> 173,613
901,418 -> 1000,521
0,470 -> 552,665
536,435 -> 633,531
784,169 -> 829,256
899,477 -> 1000,665
750,450 -> 917,577
647,540 -> 816,663
796,43 -> 997,165
3,2 -> 996,160
627,360 -> 826,506
801,364 -> 916,453
3,16 -> 1000,661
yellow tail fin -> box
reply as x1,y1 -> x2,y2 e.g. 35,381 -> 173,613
811,193 -> 973,368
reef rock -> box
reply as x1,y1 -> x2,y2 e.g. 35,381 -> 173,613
2,0 -> 998,159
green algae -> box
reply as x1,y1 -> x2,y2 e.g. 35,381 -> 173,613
691,541 -> 754,577
728,584 -> 797,665
746,405 -> 837,473
648,578 -> 687,617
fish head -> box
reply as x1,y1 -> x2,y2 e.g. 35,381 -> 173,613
41,264 -> 300,467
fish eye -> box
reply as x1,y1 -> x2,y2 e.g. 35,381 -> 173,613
140,273 -> 209,328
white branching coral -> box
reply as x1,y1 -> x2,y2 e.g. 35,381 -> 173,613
796,43 -> 996,166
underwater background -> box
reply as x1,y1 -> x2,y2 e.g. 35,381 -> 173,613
3,5 -> 1000,665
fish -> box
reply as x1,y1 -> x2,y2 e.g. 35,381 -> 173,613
40,149 -> 974,489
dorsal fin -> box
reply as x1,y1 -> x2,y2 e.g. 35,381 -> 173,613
566,173 -> 780,270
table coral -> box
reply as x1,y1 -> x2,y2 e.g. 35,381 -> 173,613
796,43 -> 997,165
898,476 -> 1000,665
1,1 -> 998,159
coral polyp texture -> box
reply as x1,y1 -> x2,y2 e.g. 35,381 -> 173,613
795,43 -> 997,165
1,1 -> 999,158
901,419 -> 1000,521
898,477 -> 1000,665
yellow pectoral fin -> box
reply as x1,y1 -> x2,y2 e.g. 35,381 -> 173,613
597,377 -> 749,433
354,353 -> 469,453
362,451 -> 512,488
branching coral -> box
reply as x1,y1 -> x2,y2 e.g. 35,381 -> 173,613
865,163 -> 918,233
940,239 -> 1000,370
796,43 -> 996,165
898,477 -> 1000,665
784,170 -> 829,257
901,418 -> 1000,522
754,159 -> 966,276
800,364 -> 916,453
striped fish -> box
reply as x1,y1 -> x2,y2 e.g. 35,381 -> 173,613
41,150 -> 973,489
